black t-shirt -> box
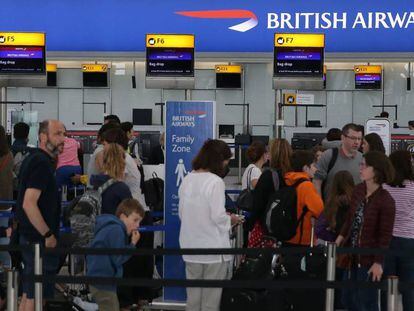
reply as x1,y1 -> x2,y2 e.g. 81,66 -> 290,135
16,148 -> 60,242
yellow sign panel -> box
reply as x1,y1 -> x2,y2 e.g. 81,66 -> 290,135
82,64 -> 108,73
215,65 -> 242,74
0,32 -> 45,46
46,64 -> 57,72
284,93 -> 297,105
146,34 -> 194,48
275,33 -> 324,47
354,65 -> 382,74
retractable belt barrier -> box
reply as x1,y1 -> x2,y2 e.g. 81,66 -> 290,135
0,244 -> 412,257
1,243 -> 412,311
0,192 -> 243,233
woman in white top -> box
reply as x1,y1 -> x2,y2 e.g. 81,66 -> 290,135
179,139 -> 242,311
241,141 -> 268,190
382,150 -> 414,310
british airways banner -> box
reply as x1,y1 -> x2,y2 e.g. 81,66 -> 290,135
164,100 -> 215,301
1,0 -> 414,52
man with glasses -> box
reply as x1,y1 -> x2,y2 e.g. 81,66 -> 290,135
313,123 -> 363,201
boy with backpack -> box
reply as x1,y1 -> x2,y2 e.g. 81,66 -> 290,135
283,150 -> 323,246
87,198 -> 144,311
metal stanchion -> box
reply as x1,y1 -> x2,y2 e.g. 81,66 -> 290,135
238,146 -> 242,184
7,269 -> 18,311
62,185 -> 67,202
325,243 -> 336,311
34,243 -> 43,311
387,276 -> 399,311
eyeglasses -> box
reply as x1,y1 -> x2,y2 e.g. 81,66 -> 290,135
345,135 -> 362,142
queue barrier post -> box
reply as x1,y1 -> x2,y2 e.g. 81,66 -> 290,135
6,269 -> 18,311
238,145 -> 242,183
325,243 -> 336,311
34,243 -> 43,311
387,276 -> 399,311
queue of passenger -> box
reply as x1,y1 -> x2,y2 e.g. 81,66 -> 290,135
0,116 -> 160,311
0,117 -> 413,311
192,123 -> 409,311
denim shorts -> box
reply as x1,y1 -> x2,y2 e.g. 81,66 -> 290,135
20,235 -> 60,299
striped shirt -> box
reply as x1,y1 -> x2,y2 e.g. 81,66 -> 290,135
383,181 -> 414,239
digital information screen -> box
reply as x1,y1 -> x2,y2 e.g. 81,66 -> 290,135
0,33 -> 46,74
355,66 -> 382,90
274,34 -> 324,78
146,47 -> 194,76
146,34 -> 194,77
215,65 -> 242,89
82,64 -> 108,87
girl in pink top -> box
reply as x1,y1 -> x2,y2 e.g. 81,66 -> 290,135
56,136 -> 82,189
57,137 -> 80,169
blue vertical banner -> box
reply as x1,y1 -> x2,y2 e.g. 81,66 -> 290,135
164,101 -> 216,301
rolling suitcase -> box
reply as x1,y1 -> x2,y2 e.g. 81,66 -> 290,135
278,218 -> 327,311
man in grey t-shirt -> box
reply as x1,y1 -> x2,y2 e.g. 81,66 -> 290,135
313,123 -> 363,201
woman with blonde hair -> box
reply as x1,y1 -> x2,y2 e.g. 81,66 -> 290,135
247,138 -> 292,248
91,143 -> 132,215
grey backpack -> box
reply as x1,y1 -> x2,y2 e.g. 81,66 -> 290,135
68,179 -> 116,247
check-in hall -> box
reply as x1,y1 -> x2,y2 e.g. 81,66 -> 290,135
0,1 -> 413,311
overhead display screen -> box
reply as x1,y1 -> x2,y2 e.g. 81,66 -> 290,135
274,33 -> 324,78
146,34 -> 194,77
82,64 -> 108,87
0,32 -> 45,74
215,65 -> 242,89
354,65 -> 382,89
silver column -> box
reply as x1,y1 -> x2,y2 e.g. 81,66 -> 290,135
325,243 -> 336,311
387,276 -> 399,311
34,243 -> 43,311
0,87 -> 7,128
6,269 -> 18,311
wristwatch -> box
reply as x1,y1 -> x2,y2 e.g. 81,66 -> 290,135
44,230 -> 53,238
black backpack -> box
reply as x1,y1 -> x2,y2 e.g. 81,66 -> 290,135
321,147 -> 339,200
144,172 -> 164,212
263,178 -> 308,242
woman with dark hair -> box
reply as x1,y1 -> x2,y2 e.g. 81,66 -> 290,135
179,139 -> 242,311
382,150 -> 414,310
336,151 -> 395,311
316,170 -> 355,243
362,133 -> 385,154
241,141 -> 267,190
247,138 -> 292,247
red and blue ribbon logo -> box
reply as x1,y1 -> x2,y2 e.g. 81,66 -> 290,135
175,9 -> 258,32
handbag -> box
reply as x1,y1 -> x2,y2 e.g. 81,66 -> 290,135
236,167 -> 255,212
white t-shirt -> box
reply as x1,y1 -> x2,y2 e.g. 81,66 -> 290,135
241,164 -> 262,190
124,153 -> 149,211
86,144 -> 104,187
178,171 -> 232,263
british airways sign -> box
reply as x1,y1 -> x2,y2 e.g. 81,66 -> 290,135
1,0 -> 413,53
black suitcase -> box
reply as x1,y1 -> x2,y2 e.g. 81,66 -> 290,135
220,288 -> 267,311
278,218 -> 326,311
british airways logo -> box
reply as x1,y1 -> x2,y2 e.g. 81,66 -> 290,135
175,9 -> 258,32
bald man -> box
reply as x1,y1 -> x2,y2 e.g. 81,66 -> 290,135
16,119 -> 65,311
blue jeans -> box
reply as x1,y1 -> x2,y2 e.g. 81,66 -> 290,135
383,236 -> 414,310
20,235 -> 60,299
342,267 -> 379,311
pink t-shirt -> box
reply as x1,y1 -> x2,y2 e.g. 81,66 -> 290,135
57,137 -> 80,169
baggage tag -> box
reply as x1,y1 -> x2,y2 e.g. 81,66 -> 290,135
300,256 -> 306,272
